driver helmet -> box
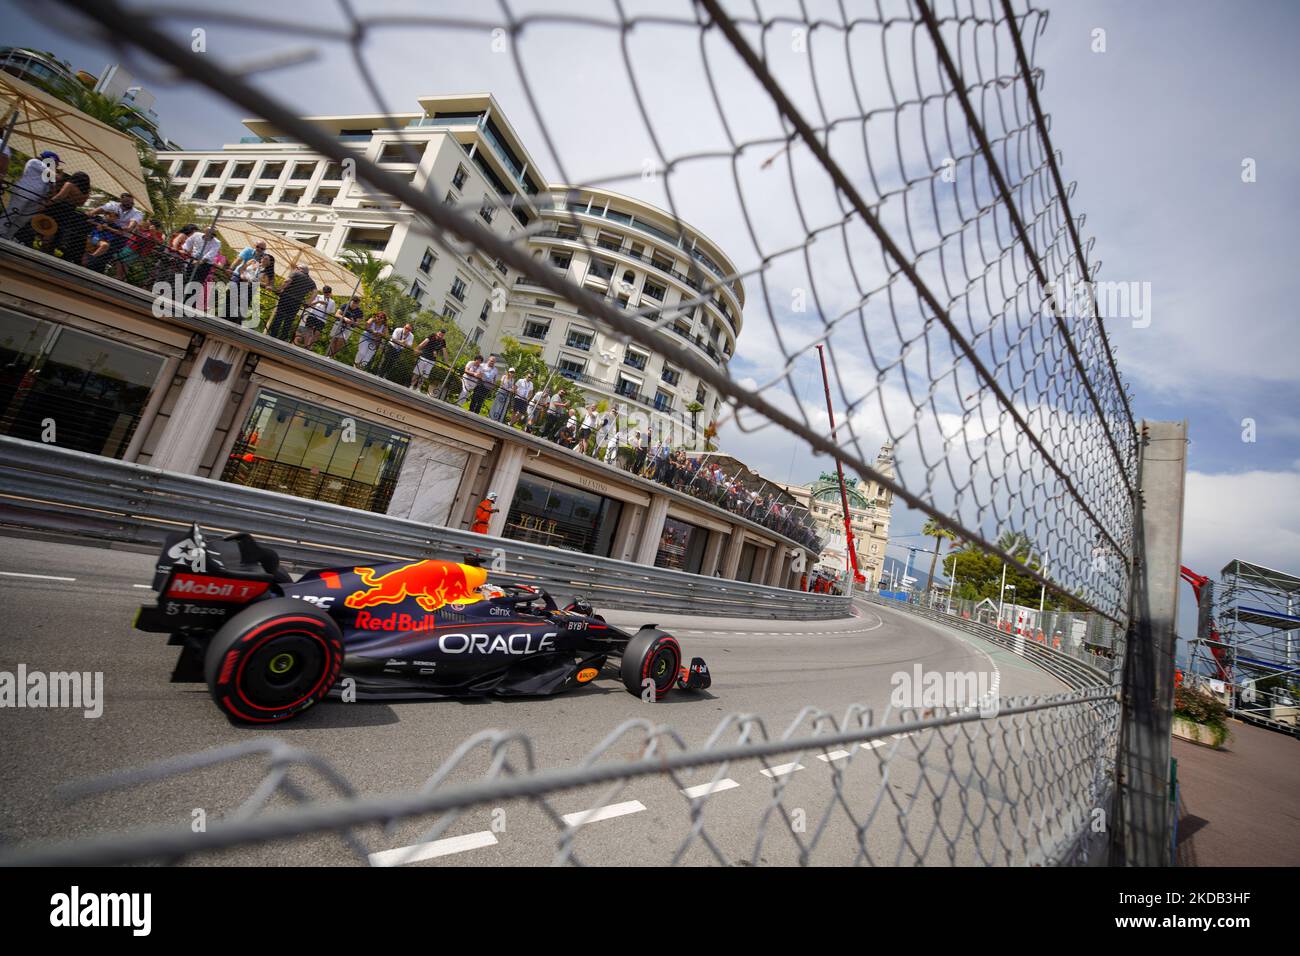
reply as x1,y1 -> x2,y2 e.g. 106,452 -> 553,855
569,597 -> 593,617
478,583 -> 506,600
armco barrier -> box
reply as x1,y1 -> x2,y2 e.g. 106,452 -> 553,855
0,436 -> 847,620
863,593 -> 1115,691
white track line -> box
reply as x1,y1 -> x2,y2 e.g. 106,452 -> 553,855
680,779 -> 740,798
0,571 -> 76,582
132,584 -> 153,589
368,830 -> 497,867
861,740 -> 889,751
817,750 -> 852,762
760,762 -> 805,778
562,800 -> 646,827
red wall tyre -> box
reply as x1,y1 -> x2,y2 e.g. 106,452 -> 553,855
620,629 -> 681,701
203,598 -> 343,725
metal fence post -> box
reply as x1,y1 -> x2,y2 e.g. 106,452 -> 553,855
1113,420 -> 1187,865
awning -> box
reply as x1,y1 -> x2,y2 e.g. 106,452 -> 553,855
0,71 -> 151,211
214,219 -> 359,291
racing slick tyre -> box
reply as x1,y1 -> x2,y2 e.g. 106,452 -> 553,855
203,598 -> 343,725
620,629 -> 681,702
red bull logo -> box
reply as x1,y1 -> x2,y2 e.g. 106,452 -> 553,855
344,560 -> 489,612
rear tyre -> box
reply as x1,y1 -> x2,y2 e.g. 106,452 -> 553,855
203,597 -> 343,725
620,629 -> 681,701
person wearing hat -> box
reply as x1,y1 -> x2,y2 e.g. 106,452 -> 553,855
1,150 -> 60,240
471,491 -> 500,535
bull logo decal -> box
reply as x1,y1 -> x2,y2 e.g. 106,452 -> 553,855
344,560 -> 489,612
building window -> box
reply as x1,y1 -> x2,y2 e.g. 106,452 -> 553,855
655,517 -> 708,574
494,257 -> 508,276
587,258 -> 614,281
449,276 -> 467,302
565,328 -> 593,351
290,161 -> 316,181
557,356 -> 586,380
199,161 -> 226,180
0,311 -> 164,460
219,186 -> 242,203
597,231 -> 623,252
322,162 -> 344,181
479,300 -> 491,323
478,199 -> 495,223
654,389 -> 673,411
522,318 -> 550,341
409,281 -> 425,303
378,142 -> 421,164
452,164 -> 468,190
472,326 -> 484,344
444,302 -> 461,325
651,252 -> 674,273
504,473 -> 623,557
419,248 -> 436,274
661,365 -> 681,386
312,187 -> 339,205
444,190 -> 455,205
696,383 -> 707,404
642,280 -> 666,301
221,390 -> 410,513
623,349 -> 648,371
230,161 -> 254,180
549,250 -> 571,270
248,187 -> 272,204
615,375 -> 641,399
258,162 -> 285,181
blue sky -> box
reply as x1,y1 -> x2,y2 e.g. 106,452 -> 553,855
4,0 -> 1297,633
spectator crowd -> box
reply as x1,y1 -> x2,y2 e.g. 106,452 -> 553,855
0,155 -> 823,554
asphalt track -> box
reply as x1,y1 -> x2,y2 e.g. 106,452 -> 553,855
0,538 -> 1069,866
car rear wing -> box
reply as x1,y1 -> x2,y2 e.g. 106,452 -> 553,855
136,523 -> 280,634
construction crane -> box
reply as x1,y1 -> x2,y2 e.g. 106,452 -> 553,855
815,344 -> 866,586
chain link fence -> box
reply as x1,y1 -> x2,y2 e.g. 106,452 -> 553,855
0,0 -> 1147,864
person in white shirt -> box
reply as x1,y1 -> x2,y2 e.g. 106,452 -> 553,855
458,356 -> 483,404
379,322 -> 415,377
295,286 -> 336,349
1,150 -> 59,239
603,428 -> 621,465
470,355 -> 498,414
510,373 -> 535,426
92,193 -> 144,233
527,386 -> 549,430
182,226 -> 221,287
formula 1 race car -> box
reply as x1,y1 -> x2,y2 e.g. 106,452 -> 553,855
135,525 -> 710,724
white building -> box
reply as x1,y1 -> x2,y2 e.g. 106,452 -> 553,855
776,443 -> 895,587
158,93 -> 741,432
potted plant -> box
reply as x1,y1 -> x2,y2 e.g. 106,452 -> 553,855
1172,683 -> 1230,749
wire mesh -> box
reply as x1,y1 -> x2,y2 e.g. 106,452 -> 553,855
0,686 -> 1120,867
29,0 -> 1139,625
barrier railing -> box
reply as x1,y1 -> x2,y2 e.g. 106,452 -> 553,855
0,435 -> 847,620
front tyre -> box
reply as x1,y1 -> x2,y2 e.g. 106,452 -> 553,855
204,598 -> 343,725
620,629 -> 681,701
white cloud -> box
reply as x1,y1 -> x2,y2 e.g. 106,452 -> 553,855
1182,468 -> 1300,578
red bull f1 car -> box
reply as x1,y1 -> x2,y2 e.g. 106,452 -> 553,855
135,525 -> 710,724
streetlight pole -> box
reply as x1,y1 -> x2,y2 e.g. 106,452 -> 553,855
997,561 -> 1007,621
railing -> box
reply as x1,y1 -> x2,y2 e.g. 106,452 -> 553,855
0,435 -> 847,620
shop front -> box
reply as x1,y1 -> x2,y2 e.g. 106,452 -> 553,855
655,515 -> 709,574
0,308 -> 166,459
220,389 -> 410,512
504,472 -> 624,556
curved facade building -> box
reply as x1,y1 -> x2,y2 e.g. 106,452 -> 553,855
504,186 -> 743,434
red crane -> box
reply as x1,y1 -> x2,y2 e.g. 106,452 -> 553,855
1181,565 -> 1229,681
815,344 -> 866,586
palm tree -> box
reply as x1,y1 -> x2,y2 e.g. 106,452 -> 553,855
922,518 -> 958,593
996,530 -> 1034,561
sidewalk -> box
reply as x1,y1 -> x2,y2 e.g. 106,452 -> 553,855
1173,719 -> 1300,866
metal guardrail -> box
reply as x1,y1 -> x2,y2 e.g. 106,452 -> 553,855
863,594 -> 1116,692
0,436 -> 848,620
